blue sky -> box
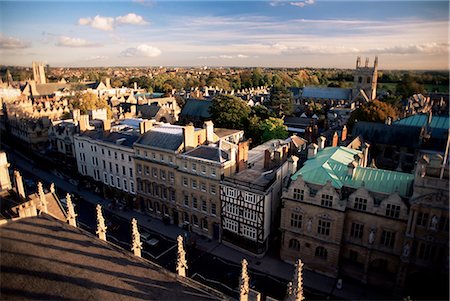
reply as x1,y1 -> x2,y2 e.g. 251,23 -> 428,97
0,1 -> 448,69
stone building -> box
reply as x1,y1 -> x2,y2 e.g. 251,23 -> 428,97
352,56 -> 378,103
48,119 -> 78,159
134,121 -> 243,240
220,139 -> 294,256
280,141 -> 415,294
73,119 -> 138,205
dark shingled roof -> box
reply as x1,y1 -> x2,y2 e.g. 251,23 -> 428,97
352,121 -> 422,148
185,146 -> 229,162
180,99 -> 212,119
136,131 -> 183,151
137,104 -> 161,119
80,130 -> 139,148
0,215 -> 225,300
302,87 -> 352,100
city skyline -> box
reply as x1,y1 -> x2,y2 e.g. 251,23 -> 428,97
0,0 -> 448,70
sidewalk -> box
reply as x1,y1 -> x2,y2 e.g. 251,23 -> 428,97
11,150 -> 394,300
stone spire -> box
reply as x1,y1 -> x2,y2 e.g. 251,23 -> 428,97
287,259 -> 305,301
13,170 -> 25,199
131,218 -> 142,257
240,259 -> 249,301
176,235 -> 188,277
66,193 -> 77,227
96,204 -> 107,241
37,182 -> 48,214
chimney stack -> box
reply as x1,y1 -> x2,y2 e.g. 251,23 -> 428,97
105,77 -> 111,88
79,115 -> 90,132
288,156 -> 299,175
183,124 -> 196,151
332,132 -> 339,147
362,143 -> 370,167
103,119 -> 111,132
347,161 -> 357,178
317,136 -> 326,150
237,140 -> 249,172
341,125 -> 347,142
307,143 -> 318,159
203,120 -> 214,143
385,117 -> 392,125
13,170 -> 26,199
139,120 -> 153,135
134,82 -> 138,90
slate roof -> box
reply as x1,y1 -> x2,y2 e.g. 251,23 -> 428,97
184,146 -> 229,163
80,130 -> 139,148
137,104 -> 162,119
352,121 -> 422,148
0,215 -> 225,300
180,99 -> 212,119
135,125 -> 185,151
301,87 -> 352,100
291,146 -> 414,197
393,114 -> 449,139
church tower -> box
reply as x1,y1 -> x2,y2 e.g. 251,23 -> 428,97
32,61 -> 47,84
352,56 -> 378,102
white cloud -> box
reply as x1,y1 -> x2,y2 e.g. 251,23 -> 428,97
366,43 -> 449,55
120,44 -> 161,57
85,55 -> 109,61
199,54 -> 253,59
0,34 -> 30,49
56,36 -> 99,47
79,15 -> 115,31
78,13 -> 148,31
115,13 -> 148,25
290,0 -> 315,7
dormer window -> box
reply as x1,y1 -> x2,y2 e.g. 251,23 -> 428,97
354,197 -> 367,211
385,204 -> 400,218
293,189 -> 304,201
321,194 -> 333,207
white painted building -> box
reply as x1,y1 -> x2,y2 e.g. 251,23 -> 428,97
74,129 -> 138,196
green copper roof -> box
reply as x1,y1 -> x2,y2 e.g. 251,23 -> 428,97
393,114 -> 449,138
291,146 -> 414,196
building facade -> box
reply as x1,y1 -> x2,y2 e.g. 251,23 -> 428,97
280,142 -> 415,295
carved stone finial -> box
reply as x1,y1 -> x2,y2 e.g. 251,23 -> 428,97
66,193 -> 77,227
287,259 -> 305,301
131,218 -> 142,257
240,259 -> 249,301
176,235 -> 188,277
96,204 -> 107,241
50,183 -> 55,193
37,182 -> 48,214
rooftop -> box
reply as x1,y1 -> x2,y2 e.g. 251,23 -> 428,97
292,146 -> 414,197
393,114 -> 449,139
302,87 -> 352,100
184,146 -> 229,163
0,215 -> 225,300
80,130 -> 140,148
180,99 -> 212,118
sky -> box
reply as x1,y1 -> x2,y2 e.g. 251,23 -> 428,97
0,0 -> 448,69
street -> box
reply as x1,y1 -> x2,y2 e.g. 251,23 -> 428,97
3,145 -> 328,300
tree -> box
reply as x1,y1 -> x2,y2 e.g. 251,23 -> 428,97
259,117 -> 288,143
267,86 -> 293,117
396,74 -> 425,99
250,105 -> 276,120
347,99 -> 399,131
72,92 -> 113,119
210,94 -> 250,129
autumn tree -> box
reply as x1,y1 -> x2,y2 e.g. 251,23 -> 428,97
209,94 -> 250,129
347,99 -> 398,131
267,86 -> 294,117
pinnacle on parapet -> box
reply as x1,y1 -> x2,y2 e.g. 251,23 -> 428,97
131,218 -> 142,257
96,204 -> 107,241
66,193 -> 77,227
240,258 -> 249,301
176,235 -> 188,277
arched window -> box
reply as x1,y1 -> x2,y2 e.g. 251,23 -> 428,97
192,215 -> 199,226
358,76 -> 362,83
315,246 -> 327,260
288,239 -> 300,251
